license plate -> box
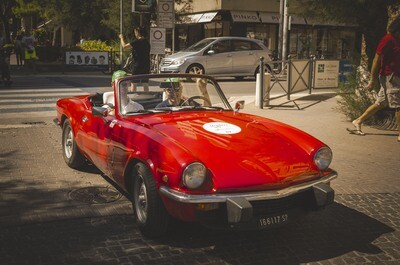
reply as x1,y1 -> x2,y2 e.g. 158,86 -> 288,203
258,213 -> 288,227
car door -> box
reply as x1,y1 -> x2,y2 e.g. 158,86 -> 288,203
78,104 -> 115,176
205,39 -> 233,75
231,39 -> 260,75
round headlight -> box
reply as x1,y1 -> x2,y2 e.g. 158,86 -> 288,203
314,147 -> 332,170
182,162 -> 207,189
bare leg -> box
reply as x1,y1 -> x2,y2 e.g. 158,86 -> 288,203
352,103 -> 384,132
130,83 -> 137,92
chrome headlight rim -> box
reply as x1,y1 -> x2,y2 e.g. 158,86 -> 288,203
314,146 -> 333,171
182,162 -> 207,190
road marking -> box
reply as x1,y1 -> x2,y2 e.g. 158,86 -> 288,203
0,88 -> 82,93
0,84 -> 86,118
0,103 -> 56,109
0,124 -> 33,129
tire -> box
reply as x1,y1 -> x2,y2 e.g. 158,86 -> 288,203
62,119 -> 86,169
132,163 -> 170,238
186,64 -> 204,74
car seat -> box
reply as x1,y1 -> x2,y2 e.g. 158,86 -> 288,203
103,91 -> 115,106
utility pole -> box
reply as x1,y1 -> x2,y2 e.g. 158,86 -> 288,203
278,0 -> 284,60
282,0 -> 289,61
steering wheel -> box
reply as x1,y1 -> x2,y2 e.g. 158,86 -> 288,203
180,96 -> 211,107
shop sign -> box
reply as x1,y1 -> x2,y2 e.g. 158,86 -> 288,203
314,60 -> 339,88
231,11 -> 261,23
65,51 -> 108,66
258,12 -> 306,24
198,12 -> 218,23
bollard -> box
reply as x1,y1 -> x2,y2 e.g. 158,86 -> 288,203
255,57 -> 265,109
264,72 -> 271,107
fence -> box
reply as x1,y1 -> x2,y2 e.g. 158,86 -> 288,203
257,57 -> 340,109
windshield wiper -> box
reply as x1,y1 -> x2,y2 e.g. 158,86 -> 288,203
175,106 -> 225,111
125,109 -> 169,115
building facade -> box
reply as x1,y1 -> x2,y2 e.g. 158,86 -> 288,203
172,0 -> 360,60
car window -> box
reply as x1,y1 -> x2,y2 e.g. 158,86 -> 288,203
251,42 -> 263,50
184,38 -> 216,52
233,40 -> 252,51
211,40 -> 231,54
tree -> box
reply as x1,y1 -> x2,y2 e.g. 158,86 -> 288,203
0,0 -> 18,43
293,0 -> 399,68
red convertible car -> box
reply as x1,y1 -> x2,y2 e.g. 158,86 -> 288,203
55,73 -> 337,237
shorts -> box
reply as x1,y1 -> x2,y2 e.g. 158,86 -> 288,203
375,74 -> 400,108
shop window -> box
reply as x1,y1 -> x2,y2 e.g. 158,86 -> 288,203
246,24 -> 277,51
204,22 -> 223,38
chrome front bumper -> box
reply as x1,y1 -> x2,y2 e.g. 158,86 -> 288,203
159,171 -> 337,204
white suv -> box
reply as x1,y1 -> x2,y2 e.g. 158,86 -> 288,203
160,37 -> 272,79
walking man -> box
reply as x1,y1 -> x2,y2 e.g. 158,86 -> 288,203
352,15 -> 400,142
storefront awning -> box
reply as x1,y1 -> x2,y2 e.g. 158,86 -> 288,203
230,11 -> 261,23
178,12 -> 218,24
198,12 -> 218,23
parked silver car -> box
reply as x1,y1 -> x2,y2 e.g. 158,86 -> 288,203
160,37 -> 273,79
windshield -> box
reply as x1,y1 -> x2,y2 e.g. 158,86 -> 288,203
184,38 -> 216,52
116,74 -> 232,115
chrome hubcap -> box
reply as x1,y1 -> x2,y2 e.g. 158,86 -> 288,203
64,129 -> 73,158
135,176 -> 147,223
189,66 -> 201,74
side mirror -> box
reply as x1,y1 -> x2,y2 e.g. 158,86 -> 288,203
92,106 -> 109,117
207,50 -> 215,55
234,100 -> 245,111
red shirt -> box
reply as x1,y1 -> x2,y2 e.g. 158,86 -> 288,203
376,33 -> 400,76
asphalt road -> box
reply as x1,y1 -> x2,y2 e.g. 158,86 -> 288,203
0,74 -> 399,265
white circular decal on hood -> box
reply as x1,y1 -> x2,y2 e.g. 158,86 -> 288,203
203,122 -> 241,135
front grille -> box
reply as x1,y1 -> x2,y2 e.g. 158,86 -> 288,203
160,59 -> 172,66
250,189 -> 314,216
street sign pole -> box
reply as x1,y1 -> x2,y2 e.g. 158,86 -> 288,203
120,0 -> 123,66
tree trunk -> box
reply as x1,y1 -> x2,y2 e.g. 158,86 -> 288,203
1,16 -> 11,43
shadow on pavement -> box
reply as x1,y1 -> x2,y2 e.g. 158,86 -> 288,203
0,198 -> 395,264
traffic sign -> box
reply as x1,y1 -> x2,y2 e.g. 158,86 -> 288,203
150,28 -> 166,54
157,0 -> 174,28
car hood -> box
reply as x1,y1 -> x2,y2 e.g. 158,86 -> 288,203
165,51 -> 199,60
137,111 -> 324,192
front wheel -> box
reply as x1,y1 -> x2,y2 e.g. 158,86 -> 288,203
62,119 -> 86,169
186,64 -> 204,74
132,163 -> 170,238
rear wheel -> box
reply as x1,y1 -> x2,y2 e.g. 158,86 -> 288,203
132,163 -> 170,238
62,119 -> 86,169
